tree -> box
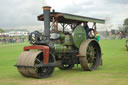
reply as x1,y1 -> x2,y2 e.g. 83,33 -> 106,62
123,18 -> 128,33
124,18 -> 128,25
0,28 -> 5,33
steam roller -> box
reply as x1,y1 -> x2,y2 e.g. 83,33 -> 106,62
15,6 -> 105,78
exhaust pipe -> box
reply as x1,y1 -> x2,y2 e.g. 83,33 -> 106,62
43,6 -> 51,42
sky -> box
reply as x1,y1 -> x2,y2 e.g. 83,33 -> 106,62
0,0 -> 128,31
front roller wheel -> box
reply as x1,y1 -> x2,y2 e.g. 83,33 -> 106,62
16,51 -> 54,78
79,39 -> 102,71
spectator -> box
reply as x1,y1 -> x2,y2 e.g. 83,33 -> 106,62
95,32 -> 100,42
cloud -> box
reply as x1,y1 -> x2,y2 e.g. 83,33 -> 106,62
57,0 -> 128,24
0,0 -> 46,28
0,0 -> 128,31
106,0 -> 128,4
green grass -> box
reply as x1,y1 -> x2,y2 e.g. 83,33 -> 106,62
0,40 -> 128,85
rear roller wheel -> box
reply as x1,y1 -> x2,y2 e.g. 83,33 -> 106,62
126,40 -> 128,51
16,51 -> 54,78
79,39 -> 102,71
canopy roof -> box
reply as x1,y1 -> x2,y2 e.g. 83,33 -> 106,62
38,12 -> 105,24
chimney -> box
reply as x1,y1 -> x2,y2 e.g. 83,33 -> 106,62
43,6 -> 51,42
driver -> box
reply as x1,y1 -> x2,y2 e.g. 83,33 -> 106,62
83,22 -> 89,39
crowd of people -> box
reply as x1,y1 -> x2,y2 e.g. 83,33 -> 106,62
99,30 -> 128,40
0,35 -> 27,44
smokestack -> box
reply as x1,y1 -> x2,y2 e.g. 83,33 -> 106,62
43,6 -> 51,42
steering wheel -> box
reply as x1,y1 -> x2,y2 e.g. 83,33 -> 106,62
88,29 -> 95,39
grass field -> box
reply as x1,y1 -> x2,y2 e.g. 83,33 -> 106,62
0,39 -> 128,85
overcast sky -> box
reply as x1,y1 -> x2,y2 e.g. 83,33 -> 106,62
0,0 -> 128,31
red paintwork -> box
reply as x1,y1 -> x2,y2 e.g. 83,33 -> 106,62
24,45 -> 49,64
76,54 -> 80,57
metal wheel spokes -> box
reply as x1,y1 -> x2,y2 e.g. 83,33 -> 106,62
79,39 -> 101,71
34,52 -> 55,78
86,44 -> 96,69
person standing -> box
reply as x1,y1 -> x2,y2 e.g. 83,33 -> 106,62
83,22 -> 89,39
